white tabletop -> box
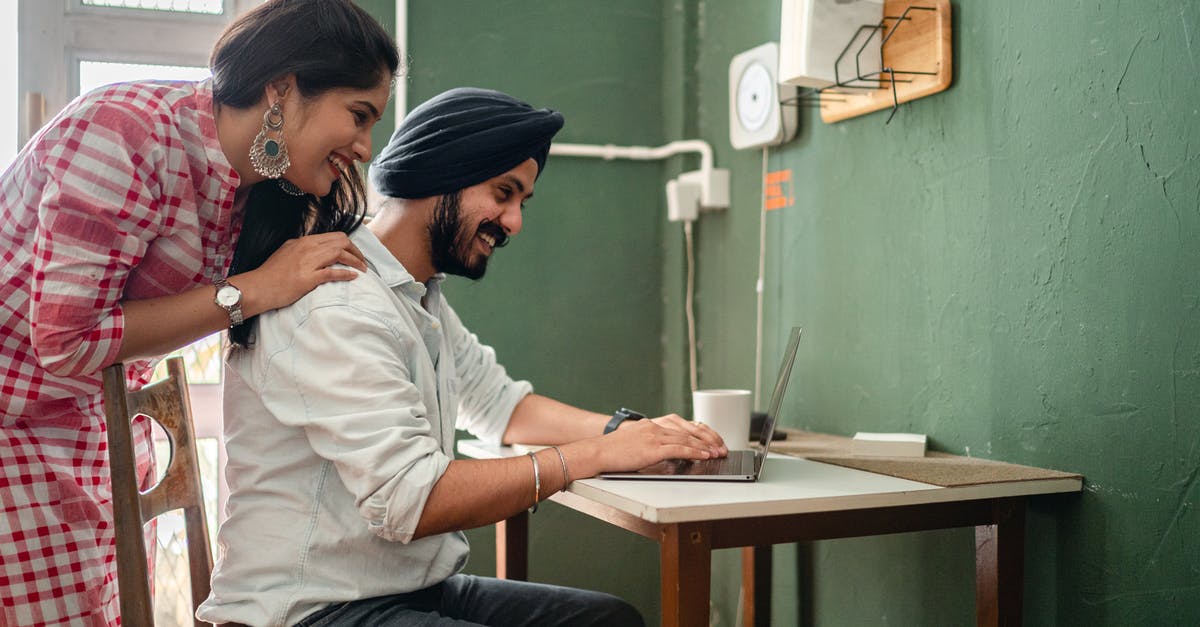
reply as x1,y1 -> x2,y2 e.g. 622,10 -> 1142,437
453,439 -> 1084,521
458,439 -> 1082,524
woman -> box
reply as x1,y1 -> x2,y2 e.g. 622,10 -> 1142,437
0,0 -> 400,624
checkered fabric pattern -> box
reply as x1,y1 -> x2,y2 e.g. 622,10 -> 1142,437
0,79 -> 239,626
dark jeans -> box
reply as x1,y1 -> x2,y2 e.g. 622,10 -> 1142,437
292,574 -> 645,627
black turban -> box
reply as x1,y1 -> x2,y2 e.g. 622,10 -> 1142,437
369,87 -> 565,199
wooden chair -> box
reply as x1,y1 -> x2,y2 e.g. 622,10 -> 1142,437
103,357 -> 213,627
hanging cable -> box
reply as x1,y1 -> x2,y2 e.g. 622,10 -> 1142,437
684,220 -> 698,393
753,146 -> 769,408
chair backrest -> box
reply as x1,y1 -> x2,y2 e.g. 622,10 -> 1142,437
102,357 -> 213,627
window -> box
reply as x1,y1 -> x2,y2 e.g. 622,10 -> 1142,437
81,0 -> 225,14
79,60 -> 213,93
0,2 -> 18,169
17,0 -> 256,146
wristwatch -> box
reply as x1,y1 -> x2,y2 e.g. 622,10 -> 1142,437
604,407 -> 645,434
213,278 -> 244,328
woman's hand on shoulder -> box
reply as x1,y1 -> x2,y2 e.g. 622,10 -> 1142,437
237,232 -> 368,313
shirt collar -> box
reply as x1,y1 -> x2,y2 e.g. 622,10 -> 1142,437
349,225 -> 445,294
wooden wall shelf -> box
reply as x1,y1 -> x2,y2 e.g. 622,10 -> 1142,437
818,0 -> 952,123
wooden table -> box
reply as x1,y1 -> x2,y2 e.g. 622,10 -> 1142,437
458,439 -> 1081,627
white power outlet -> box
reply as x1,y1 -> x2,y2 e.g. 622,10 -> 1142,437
667,168 -> 730,222
679,168 -> 730,211
666,178 -> 701,222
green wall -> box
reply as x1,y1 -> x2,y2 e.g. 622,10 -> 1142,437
396,0 -> 1200,625
677,0 -> 1200,625
352,0 -> 398,157
403,0 -> 670,620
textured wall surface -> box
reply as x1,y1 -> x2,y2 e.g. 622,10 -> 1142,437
395,0 -> 1199,624
675,0 -> 1200,624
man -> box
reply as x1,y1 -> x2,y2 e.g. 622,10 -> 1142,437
197,88 -> 726,626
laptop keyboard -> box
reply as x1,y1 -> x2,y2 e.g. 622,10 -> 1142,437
659,452 -> 747,475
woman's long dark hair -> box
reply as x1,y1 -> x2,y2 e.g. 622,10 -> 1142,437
210,0 -> 400,347
226,175 -> 368,347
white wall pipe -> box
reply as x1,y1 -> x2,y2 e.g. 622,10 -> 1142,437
550,140 -> 714,178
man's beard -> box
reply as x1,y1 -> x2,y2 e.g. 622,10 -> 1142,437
428,191 -> 508,280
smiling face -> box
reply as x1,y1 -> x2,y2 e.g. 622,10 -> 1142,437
276,73 -> 392,196
428,158 -> 538,280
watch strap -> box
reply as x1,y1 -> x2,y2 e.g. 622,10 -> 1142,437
604,407 -> 645,434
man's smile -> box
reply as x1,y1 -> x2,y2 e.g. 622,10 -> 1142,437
475,221 -> 508,253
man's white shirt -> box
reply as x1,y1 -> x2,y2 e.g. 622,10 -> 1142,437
198,226 -> 533,627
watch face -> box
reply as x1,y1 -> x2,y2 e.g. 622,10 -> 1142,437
216,285 -> 241,307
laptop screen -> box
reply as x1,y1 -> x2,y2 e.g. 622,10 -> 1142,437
753,327 -> 803,475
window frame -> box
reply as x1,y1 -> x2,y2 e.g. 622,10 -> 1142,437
17,0 -> 257,145
67,0 -> 233,20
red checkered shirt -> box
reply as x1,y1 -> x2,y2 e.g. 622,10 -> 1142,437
0,79 -> 241,626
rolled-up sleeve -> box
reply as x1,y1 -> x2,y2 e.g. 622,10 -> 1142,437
29,102 -> 163,377
256,298 -> 448,544
440,301 -> 532,444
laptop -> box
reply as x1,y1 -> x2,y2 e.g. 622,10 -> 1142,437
601,327 -> 802,482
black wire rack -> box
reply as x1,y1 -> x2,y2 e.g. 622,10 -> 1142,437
780,4 -> 944,125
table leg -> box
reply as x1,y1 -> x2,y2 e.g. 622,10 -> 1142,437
661,522 -> 712,627
797,541 -> 814,627
741,546 -> 772,627
975,498 -> 1025,627
496,511 -> 528,581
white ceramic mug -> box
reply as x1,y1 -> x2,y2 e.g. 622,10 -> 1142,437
692,389 -> 753,450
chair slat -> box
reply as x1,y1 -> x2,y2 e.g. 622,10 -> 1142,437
103,357 -> 214,627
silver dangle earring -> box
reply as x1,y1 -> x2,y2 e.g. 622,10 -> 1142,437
249,101 -> 290,179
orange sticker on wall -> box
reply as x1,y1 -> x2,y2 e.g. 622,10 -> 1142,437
764,169 -> 793,211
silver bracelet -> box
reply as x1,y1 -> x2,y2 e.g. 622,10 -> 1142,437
550,445 -> 570,488
527,452 -> 541,514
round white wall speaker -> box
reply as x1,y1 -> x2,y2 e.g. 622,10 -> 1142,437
729,42 -> 799,150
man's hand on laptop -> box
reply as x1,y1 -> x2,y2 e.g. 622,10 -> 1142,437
563,416 -> 726,478
641,414 -> 727,457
